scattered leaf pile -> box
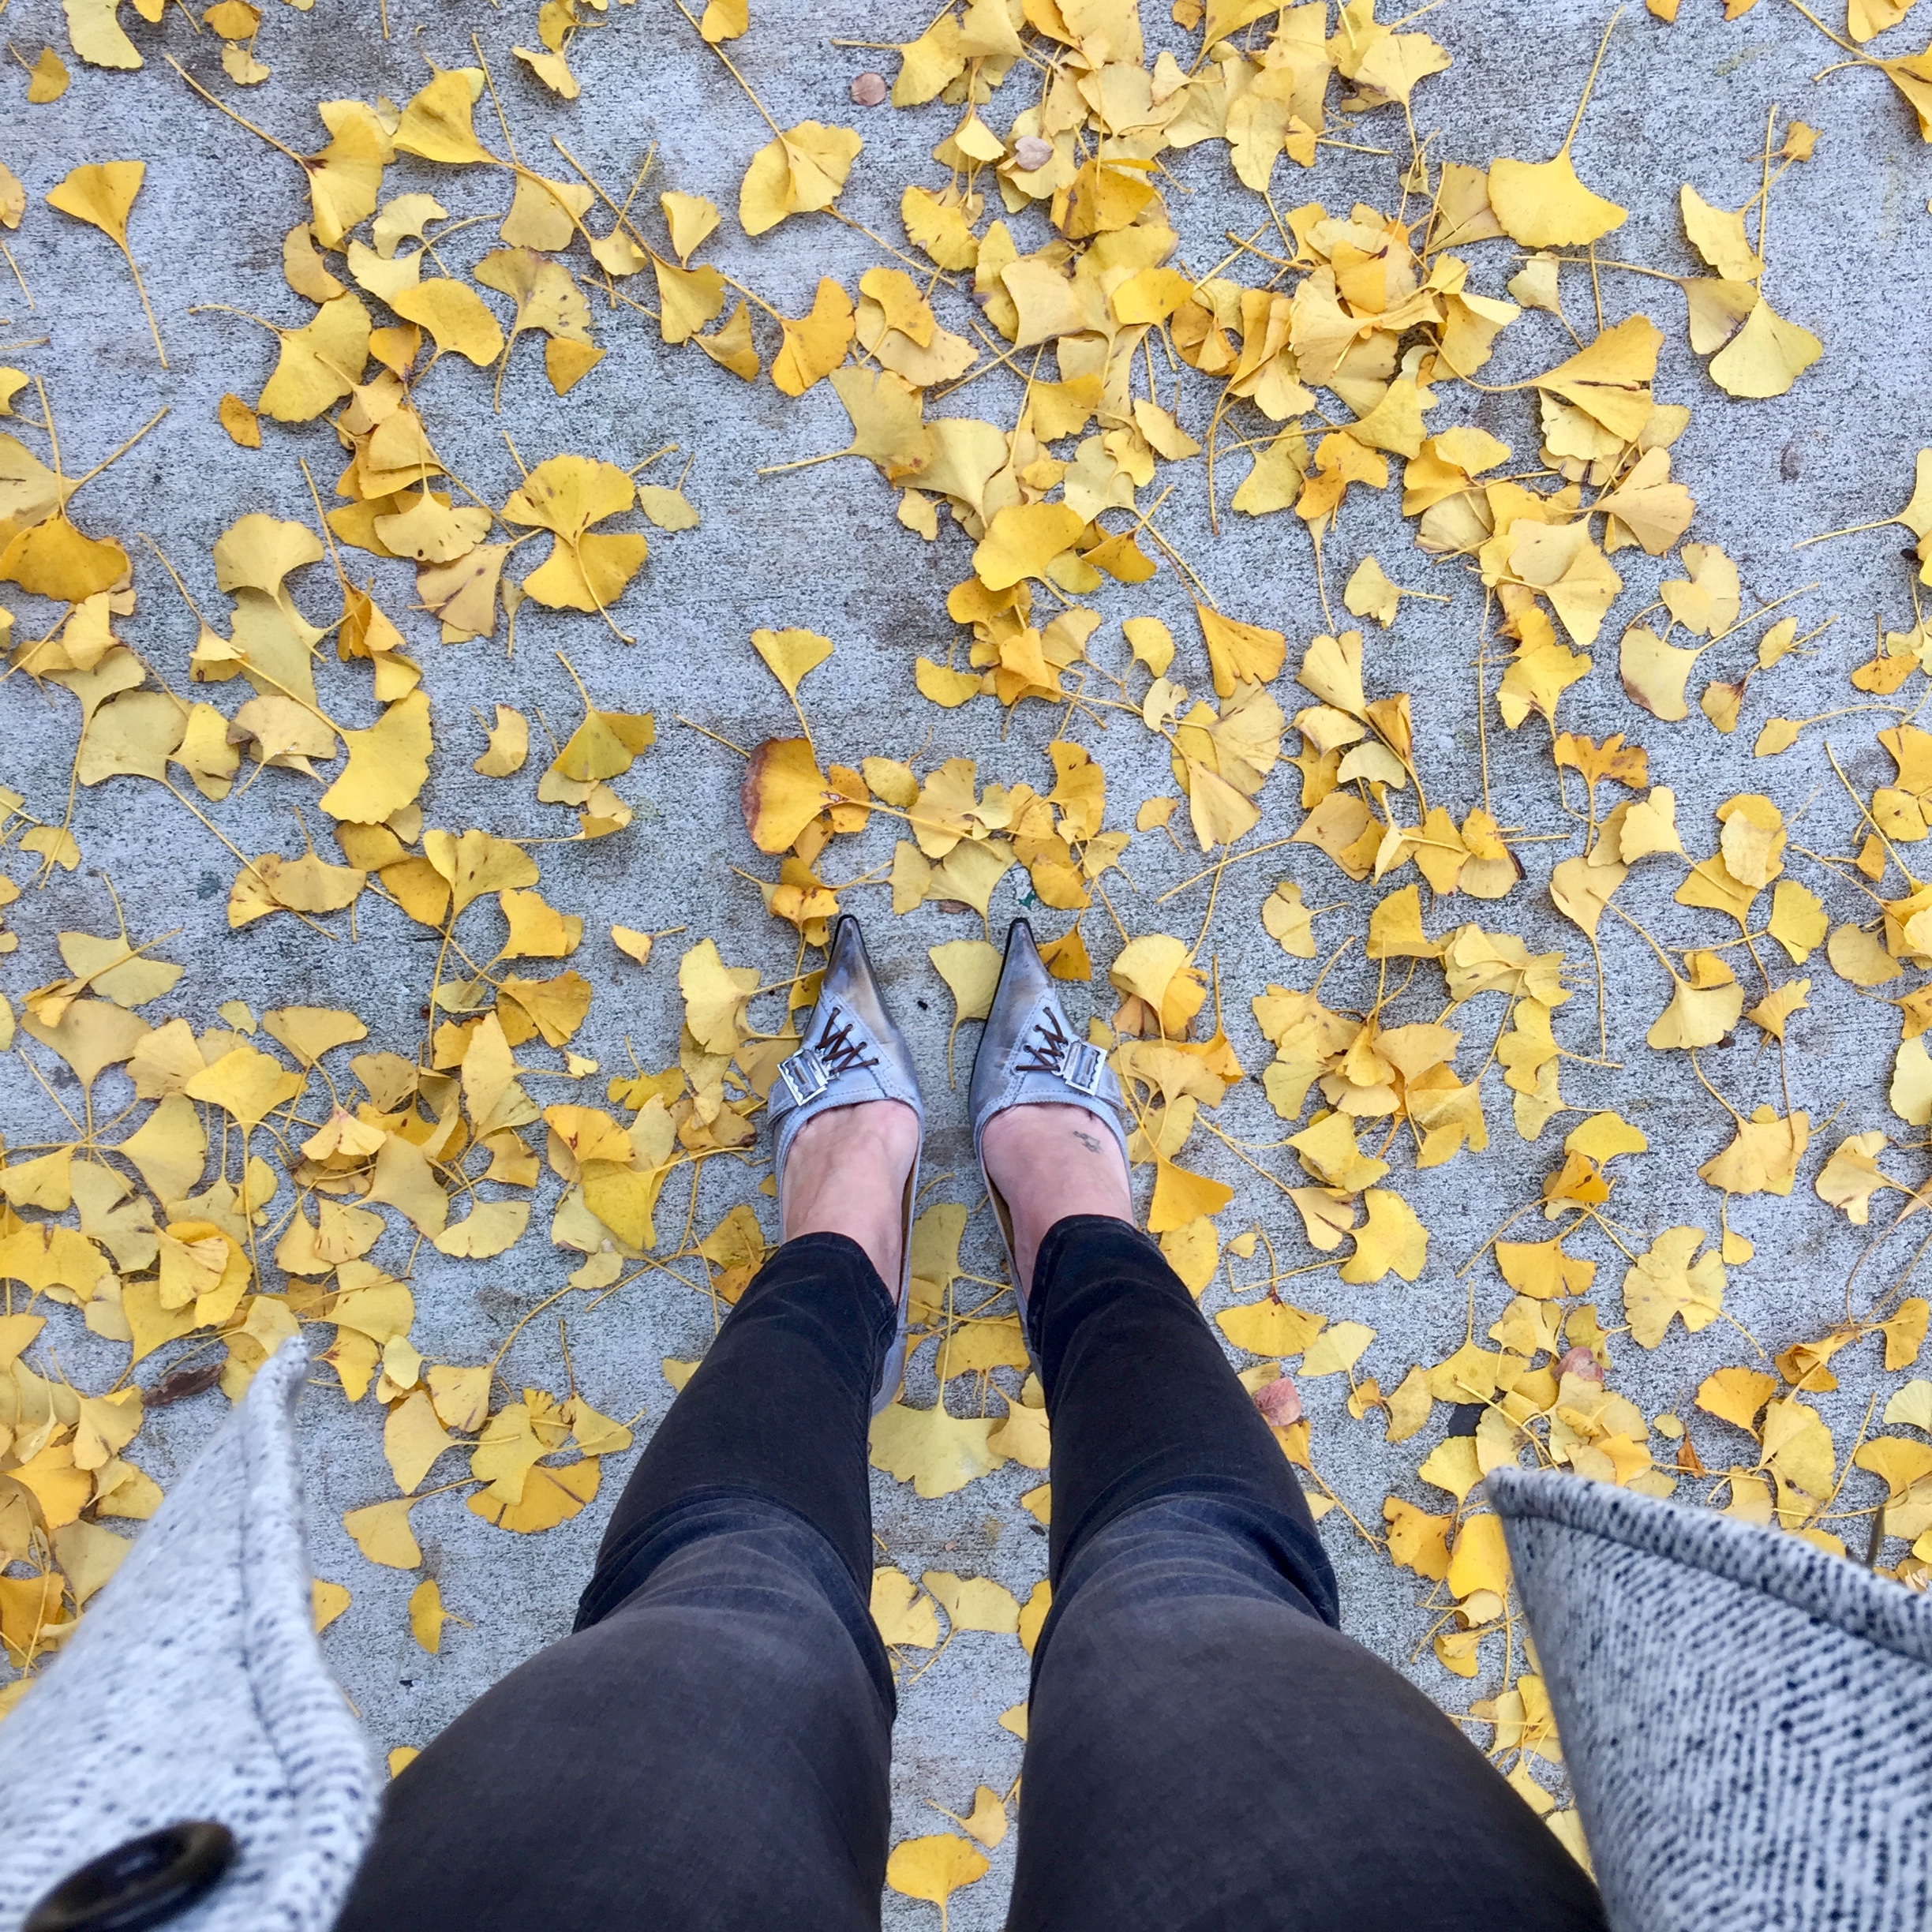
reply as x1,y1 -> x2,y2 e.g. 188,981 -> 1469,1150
2,0 -> 1931,1904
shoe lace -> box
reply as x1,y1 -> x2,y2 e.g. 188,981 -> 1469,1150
1013,1006 -> 1072,1076
812,1005 -> 879,1076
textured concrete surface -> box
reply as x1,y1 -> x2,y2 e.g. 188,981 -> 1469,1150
2,0 -> 1930,1920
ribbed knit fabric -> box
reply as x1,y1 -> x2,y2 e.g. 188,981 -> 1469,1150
0,1339 -> 379,1930
1490,1465 -> 1932,1932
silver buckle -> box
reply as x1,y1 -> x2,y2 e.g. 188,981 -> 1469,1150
1061,1041 -> 1105,1095
778,1049 -> 829,1107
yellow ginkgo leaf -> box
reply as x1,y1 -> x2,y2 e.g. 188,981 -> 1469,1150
1679,184 -> 1761,281
1110,933 -> 1206,1035
660,189 -> 721,264
424,829 -> 538,912
972,500 -> 1085,591
1216,1297 -> 1325,1357
44,930 -> 182,1016
739,122 -> 863,236
1148,1156 -> 1234,1234
1488,147 -> 1625,248
635,483 -> 697,530
343,1498 -> 422,1569
316,689 -> 432,823
299,109 -> 384,248
927,938 -> 1002,1078
501,455 -> 632,541
1706,296 -> 1825,400
474,704 -> 529,777
407,1578 -> 453,1652
1646,972 -> 1743,1051
751,627 -> 834,698
184,1044 -> 304,1128
1496,1236 -> 1596,1301
680,939 -> 759,1054
468,1458 -> 600,1533
697,301 -> 760,381
65,0 -> 140,69
513,43 -> 578,98
1487,24 -> 1627,246
871,1566 -> 941,1647
1301,1318 -> 1376,1376
502,453 -> 645,618
216,391 -> 262,448
384,1390 -> 458,1494
1196,603 -> 1287,698
46,159 -> 142,248
392,67 -> 491,166
900,184 -> 979,271
29,46 -> 73,97
313,1578 -> 352,1633
1531,316 -> 1662,442
258,1007 -> 365,1069
829,365 -> 932,481
431,1200 -> 531,1259
257,292 -> 373,423
499,887 -> 582,960
957,1786 -> 1008,1849
0,503 -> 129,602
886,1834 -> 990,1916
1618,627 -> 1696,722
1660,542 -> 1739,637
391,279 -> 505,366
1338,1189 -> 1428,1284
771,279 -> 855,397
47,161 -> 165,365
650,252 -> 726,345
1261,882 -> 1317,957
1623,1226 -> 1726,1347
742,737 -> 832,853
870,1398 -> 1005,1497
1445,1512 -> 1510,1601
496,173 -> 593,253
921,1571 -> 1021,1634
987,1390 -> 1050,1468
1765,880 -> 1826,964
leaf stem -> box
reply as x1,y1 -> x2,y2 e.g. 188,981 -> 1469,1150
667,0 -> 784,136
66,406 -> 168,496
163,52 -> 308,167
116,238 -> 167,368
1560,7 -> 1623,155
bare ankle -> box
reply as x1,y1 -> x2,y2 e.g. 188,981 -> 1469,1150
781,1100 -> 919,1290
982,1103 -> 1132,1293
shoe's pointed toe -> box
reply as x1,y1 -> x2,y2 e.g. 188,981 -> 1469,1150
769,915 -> 923,1413
969,920 -> 1129,1288
970,921 -> 1123,1130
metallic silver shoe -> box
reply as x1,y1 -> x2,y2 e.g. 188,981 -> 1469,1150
969,919 -> 1129,1296
769,915 -> 923,1413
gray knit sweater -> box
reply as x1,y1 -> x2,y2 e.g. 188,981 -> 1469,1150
0,1342 -> 377,1931
5,1348 -> 1930,1930
1491,1464 -> 1932,1931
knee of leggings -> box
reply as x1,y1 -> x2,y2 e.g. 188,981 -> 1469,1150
1035,1492 -> 1336,1676
1091,1491 -> 1335,1604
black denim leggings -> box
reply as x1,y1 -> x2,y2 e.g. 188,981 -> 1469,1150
335,1216 -> 1606,1931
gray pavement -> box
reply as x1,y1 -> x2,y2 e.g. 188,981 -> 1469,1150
2,0 -> 1931,1920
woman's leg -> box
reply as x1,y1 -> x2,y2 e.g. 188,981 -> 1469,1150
335,1228 -> 899,1932
1004,1215 -> 1608,1932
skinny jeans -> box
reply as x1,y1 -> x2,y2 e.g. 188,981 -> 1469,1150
335,1215 -> 1607,1931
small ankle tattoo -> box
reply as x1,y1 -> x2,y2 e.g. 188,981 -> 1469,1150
1070,1129 -> 1103,1155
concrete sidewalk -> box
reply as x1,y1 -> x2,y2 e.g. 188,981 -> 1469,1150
2,0 -> 1930,1919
